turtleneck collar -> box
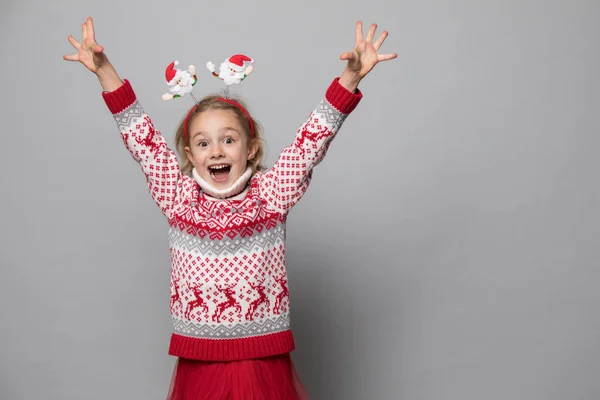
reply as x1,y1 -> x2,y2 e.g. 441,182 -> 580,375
192,166 -> 252,200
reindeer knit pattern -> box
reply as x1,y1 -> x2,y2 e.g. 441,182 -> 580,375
102,78 -> 362,362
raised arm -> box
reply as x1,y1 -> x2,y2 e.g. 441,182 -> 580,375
102,81 -> 185,219
259,21 -> 396,215
64,17 -> 185,219
258,79 -> 362,214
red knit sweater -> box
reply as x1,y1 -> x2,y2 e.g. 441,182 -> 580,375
102,78 -> 362,361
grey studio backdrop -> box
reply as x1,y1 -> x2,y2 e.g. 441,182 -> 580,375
1,0 -> 599,399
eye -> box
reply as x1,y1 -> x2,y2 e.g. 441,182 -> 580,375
224,137 -> 234,144
197,141 -> 208,147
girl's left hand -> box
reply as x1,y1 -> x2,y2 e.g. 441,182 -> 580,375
340,21 -> 397,88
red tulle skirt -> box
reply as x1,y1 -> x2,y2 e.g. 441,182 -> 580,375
166,353 -> 309,400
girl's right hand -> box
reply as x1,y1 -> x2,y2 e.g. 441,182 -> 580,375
63,17 -> 108,74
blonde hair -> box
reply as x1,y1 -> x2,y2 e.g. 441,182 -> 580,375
174,95 -> 266,176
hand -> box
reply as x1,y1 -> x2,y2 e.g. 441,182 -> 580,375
63,17 -> 108,74
339,21 -> 397,90
245,65 -> 254,75
206,62 -> 215,72
188,65 -> 196,76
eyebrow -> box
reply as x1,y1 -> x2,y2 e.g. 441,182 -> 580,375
191,127 -> 241,140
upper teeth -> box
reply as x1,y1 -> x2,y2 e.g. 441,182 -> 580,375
210,165 -> 229,170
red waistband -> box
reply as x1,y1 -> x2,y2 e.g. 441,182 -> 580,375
168,330 -> 295,361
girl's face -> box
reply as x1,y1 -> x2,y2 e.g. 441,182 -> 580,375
185,109 -> 256,190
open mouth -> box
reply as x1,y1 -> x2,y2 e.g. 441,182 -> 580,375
208,164 -> 231,183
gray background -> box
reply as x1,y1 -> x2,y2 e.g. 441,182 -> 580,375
1,0 -> 599,399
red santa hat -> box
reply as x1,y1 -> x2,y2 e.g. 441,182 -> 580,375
227,54 -> 253,72
165,61 -> 183,85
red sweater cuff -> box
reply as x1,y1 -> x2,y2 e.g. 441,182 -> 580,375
325,77 -> 363,114
102,79 -> 137,114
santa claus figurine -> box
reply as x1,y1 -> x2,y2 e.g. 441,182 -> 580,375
162,61 -> 197,100
206,54 -> 254,86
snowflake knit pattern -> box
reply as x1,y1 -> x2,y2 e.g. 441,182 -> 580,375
102,78 -> 362,361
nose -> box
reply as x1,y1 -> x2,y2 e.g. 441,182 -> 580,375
210,143 -> 224,158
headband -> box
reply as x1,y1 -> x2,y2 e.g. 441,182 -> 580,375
182,99 -> 255,142
162,54 -> 256,144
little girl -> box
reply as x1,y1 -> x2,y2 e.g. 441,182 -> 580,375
64,16 -> 396,400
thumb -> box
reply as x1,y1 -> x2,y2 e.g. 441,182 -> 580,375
340,52 -> 354,61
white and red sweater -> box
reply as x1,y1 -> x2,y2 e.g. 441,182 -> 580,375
102,78 -> 362,361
